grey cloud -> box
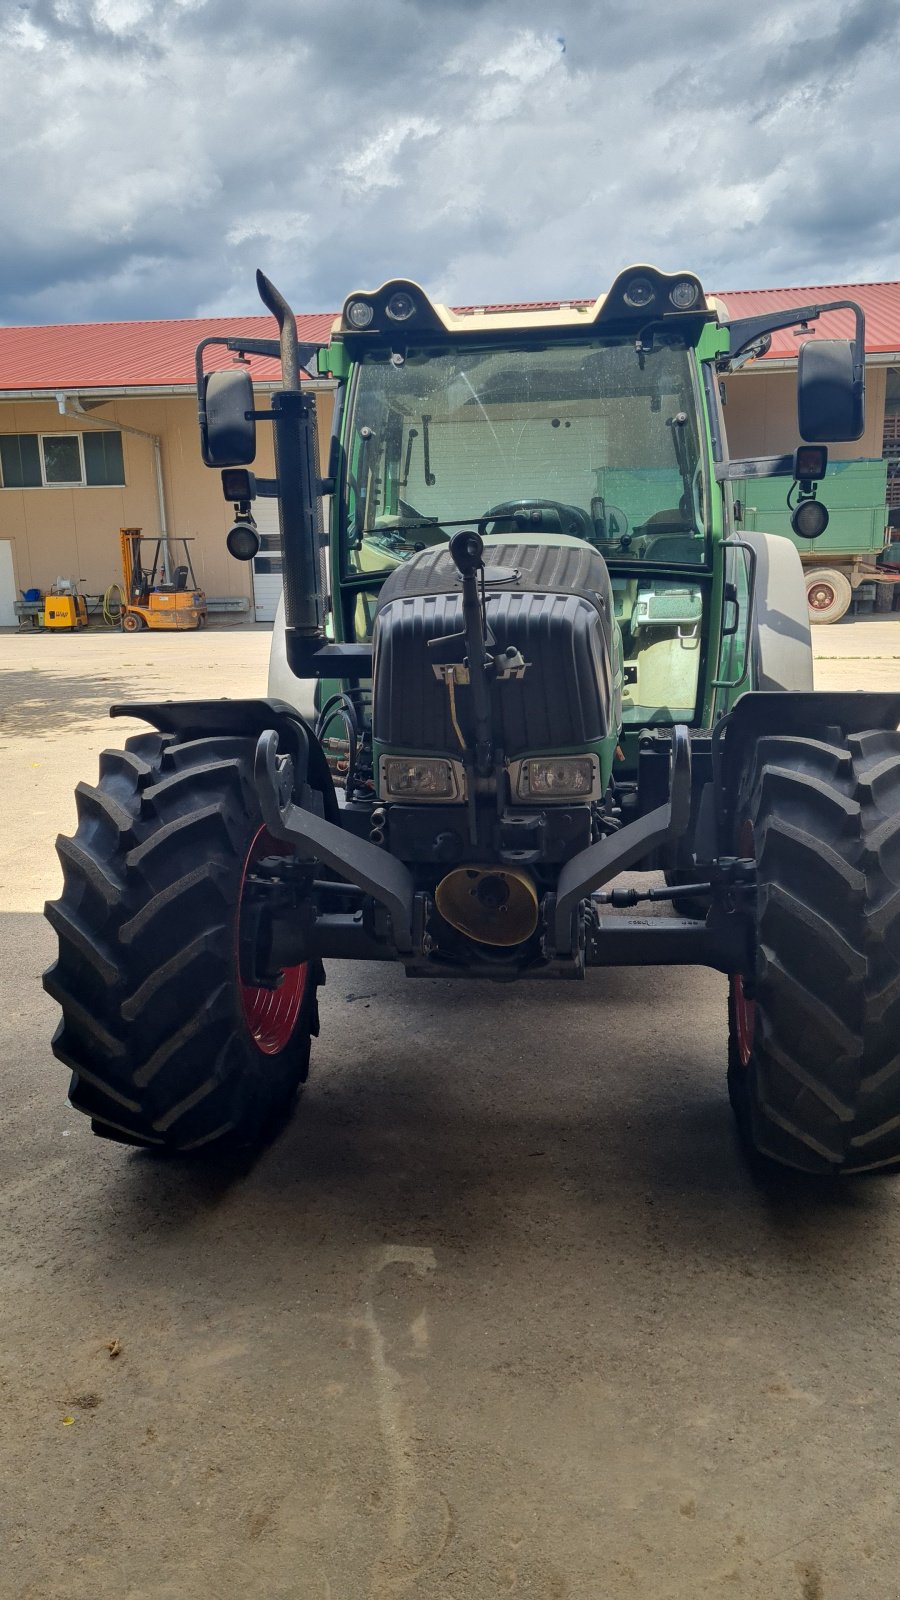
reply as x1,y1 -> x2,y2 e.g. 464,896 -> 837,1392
3,0 -> 900,327
657,0 -> 900,114
20,0 -> 164,56
802,0 -> 900,72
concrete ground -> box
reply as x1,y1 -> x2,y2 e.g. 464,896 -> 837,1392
2,617 -> 900,1598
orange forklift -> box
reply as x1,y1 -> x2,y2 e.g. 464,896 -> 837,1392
119,528 -> 207,631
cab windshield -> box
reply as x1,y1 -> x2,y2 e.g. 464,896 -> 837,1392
341,337 -> 708,575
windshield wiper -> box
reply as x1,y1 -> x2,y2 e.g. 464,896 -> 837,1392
347,425 -> 377,545
422,415 -> 436,486
399,427 -> 418,488
667,412 -> 700,532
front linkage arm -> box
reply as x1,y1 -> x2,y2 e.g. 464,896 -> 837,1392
254,729 -> 417,954
551,726 -> 693,955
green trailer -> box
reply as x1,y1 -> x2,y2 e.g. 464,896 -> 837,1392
735,458 -> 898,622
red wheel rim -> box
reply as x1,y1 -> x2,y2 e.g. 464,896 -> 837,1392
732,819 -> 756,1067
238,827 -> 308,1055
732,973 -> 756,1067
809,581 -> 836,612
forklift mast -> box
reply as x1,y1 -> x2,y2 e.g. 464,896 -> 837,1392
119,528 -> 145,603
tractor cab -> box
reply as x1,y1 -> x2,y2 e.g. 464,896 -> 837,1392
340,319 -> 711,738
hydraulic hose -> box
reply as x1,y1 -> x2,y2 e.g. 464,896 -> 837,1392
102,583 -> 125,627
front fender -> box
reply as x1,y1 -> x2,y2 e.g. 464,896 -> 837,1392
717,688 -> 900,842
743,531 -> 813,692
109,695 -> 339,822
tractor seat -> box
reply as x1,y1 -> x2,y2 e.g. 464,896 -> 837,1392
636,512 -> 703,564
639,508 -> 690,530
173,565 -> 190,591
640,534 -> 704,565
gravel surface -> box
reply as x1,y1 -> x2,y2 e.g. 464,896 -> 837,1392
2,617 -> 900,1598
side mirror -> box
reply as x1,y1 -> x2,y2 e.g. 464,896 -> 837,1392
797,339 -> 864,443
200,367 -> 256,467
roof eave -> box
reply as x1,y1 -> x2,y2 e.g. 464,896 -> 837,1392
0,378 -> 337,401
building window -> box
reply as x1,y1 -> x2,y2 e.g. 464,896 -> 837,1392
82,431 -> 126,486
0,431 -> 125,488
0,434 -> 41,488
42,435 -> 83,484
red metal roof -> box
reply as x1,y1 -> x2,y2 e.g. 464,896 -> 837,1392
0,312 -> 335,391
1,281 -> 898,391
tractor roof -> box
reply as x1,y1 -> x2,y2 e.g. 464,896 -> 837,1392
336,266 -> 715,345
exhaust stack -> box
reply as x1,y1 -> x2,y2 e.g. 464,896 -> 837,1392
255,270 -> 326,650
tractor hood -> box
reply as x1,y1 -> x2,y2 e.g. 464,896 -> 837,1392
371,536 -> 618,766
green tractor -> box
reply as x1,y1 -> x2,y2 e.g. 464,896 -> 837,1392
45,267 -> 900,1173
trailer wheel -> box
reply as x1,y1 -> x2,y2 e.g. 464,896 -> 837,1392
44,732 -> 321,1152
805,568 -> 852,624
727,729 -> 900,1173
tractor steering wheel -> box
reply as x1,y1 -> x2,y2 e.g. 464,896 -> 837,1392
477,499 -> 597,543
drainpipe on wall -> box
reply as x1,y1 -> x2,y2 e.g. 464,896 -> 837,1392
55,393 -> 172,580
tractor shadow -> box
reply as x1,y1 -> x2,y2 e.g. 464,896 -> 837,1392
103,962 -> 894,1305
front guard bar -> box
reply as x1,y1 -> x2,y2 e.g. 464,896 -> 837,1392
254,730 -> 416,953
255,725 -> 691,966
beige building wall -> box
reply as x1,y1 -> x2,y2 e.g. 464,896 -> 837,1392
0,388 -> 334,606
723,366 -> 886,461
3,364 -> 883,602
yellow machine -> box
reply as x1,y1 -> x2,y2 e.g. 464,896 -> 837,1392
119,528 -> 207,631
42,580 -> 88,631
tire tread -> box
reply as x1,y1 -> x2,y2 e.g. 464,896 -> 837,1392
44,732 -> 318,1151
730,727 -> 900,1172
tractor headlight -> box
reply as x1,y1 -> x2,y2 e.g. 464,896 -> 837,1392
513,755 -> 600,801
669,279 -> 699,310
379,756 -> 464,801
791,499 -> 830,539
622,276 -> 655,309
346,299 -> 374,328
226,519 -> 260,561
385,290 -> 416,322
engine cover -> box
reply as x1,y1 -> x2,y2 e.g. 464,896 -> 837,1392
372,539 -> 615,756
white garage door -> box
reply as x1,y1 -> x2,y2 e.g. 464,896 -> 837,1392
250,499 -> 283,623
0,542 -> 16,628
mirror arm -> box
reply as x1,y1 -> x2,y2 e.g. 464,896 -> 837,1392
823,300 -> 866,385
195,335 -> 231,429
723,299 -> 865,369
223,336 -> 323,380
194,334 -> 323,413
716,454 -> 795,482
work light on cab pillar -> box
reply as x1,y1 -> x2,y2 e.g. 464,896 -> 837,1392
43,261 -> 900,1184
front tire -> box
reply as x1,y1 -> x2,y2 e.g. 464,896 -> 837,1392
727,729 -> 900,1173
44,732 -> 322,1152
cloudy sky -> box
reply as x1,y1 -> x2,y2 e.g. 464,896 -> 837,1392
4,0 -> 899,326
